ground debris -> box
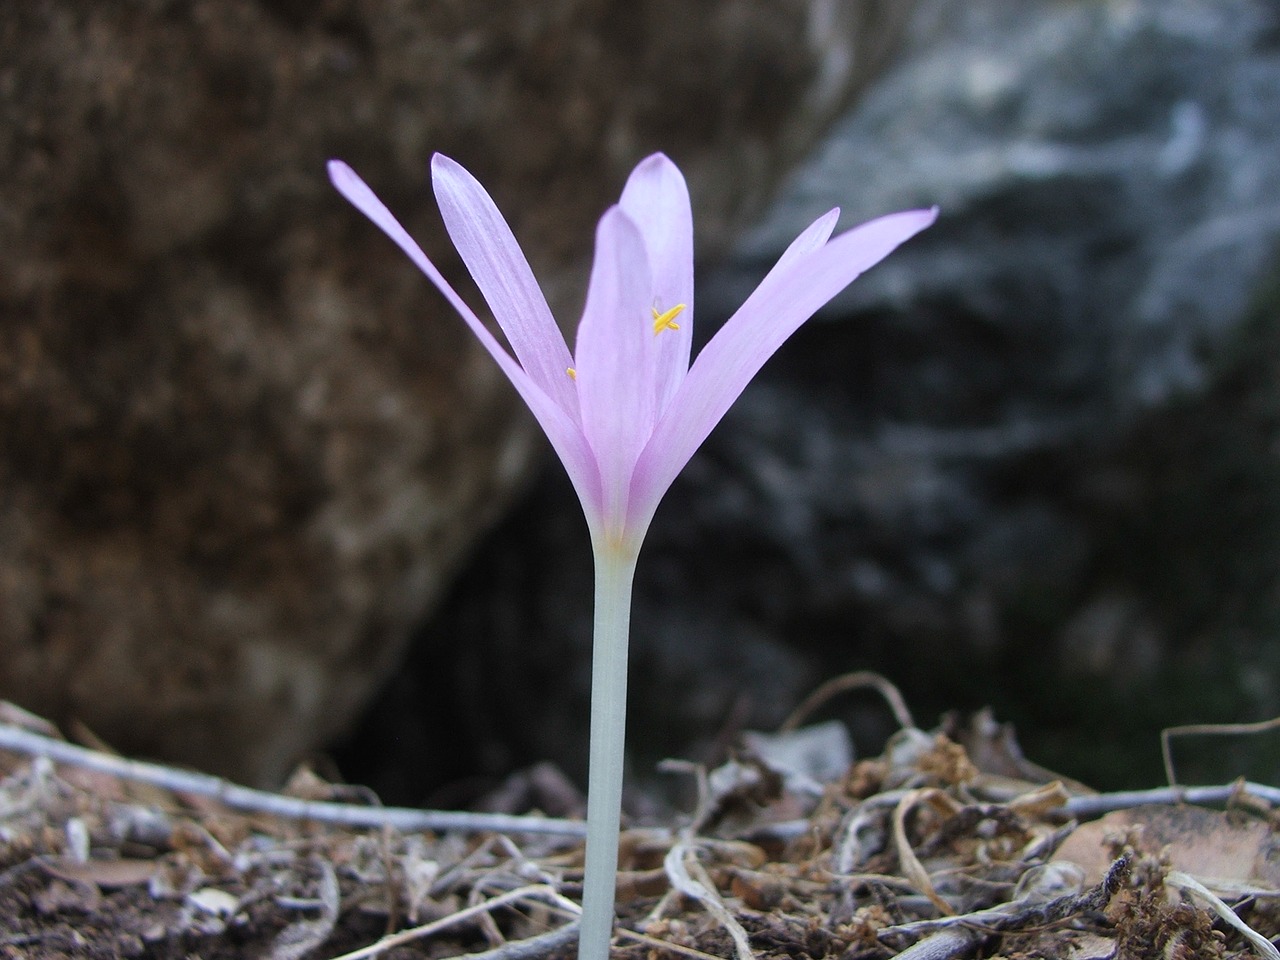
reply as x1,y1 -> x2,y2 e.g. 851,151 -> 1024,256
0,684 -> 1276,960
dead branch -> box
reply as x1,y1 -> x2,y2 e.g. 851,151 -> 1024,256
0,723 -> 586,838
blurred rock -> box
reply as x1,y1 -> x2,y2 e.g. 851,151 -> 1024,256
351,0 -> 1280,800
0,0 -> 914,784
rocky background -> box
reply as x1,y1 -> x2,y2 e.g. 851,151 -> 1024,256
340,0 -> 1280,804
0,0 -> 912,785
5,0 -> 1279,803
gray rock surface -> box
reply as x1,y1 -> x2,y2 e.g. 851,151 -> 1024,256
0,0 -> 912,784
356,0 -> 1280,801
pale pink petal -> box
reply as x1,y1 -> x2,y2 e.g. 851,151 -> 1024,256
431,154 -> 579,421
328,160 -> 602,516
628,207 -> 938,531
573,206 -> 654,521
618,153 -> 694,415
762,208 -> 841,281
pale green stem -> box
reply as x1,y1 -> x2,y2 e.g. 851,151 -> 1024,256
577,539 -> 640,960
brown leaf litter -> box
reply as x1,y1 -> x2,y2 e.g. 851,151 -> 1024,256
0,678 -> 1277,960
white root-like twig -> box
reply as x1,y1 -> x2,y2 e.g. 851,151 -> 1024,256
326,884 -> 580,960
749,781 -> 1280,841
0,723 -> 585,837
1165,871 -> 1280,960
1061,782 -> 1280,817
663,840 -> 755,960
10,716 -> 1276,844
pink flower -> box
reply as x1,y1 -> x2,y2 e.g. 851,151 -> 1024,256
328,154 -> 935,553
329,151 -> 933,960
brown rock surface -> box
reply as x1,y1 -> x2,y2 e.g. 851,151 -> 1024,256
0,1 -> 912,784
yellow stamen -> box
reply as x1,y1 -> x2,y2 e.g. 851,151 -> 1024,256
651,303 -> 686,336
566,367 -> 577,380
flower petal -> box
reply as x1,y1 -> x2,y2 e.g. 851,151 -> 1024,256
328,160 -> 602,516
573,206 -> 654,522
431,154 -> 580,421
618,153 -> 694,415
761,207 -> 841,282
628,206 -> 938,531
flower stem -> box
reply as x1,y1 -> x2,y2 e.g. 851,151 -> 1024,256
577,540 -> 639,960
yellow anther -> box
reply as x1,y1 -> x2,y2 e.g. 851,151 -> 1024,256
566,367 -> 577,380
651,303 -> 686,336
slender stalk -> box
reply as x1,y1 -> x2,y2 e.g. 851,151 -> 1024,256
577,539 -> 640,960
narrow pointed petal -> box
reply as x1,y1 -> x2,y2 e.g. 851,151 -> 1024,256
629,206 -> 938,530
328,160 -> 602,516
573,206 -> 654,522
431,154 -> 580,420
619,154 -> 694,414
762,207 -> 841,281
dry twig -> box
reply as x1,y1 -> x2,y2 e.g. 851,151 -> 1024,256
1161,715 -> 1280,788
779,671 -> 916,733
663,840 -> 756,960
1062,781 -> 1280,817
879,854 -> 1132,948
0,723 -> 585,837
326,884 -> 579,960
1166,871 -> 1280,960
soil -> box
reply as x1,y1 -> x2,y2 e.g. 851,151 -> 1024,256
1,692 -> 1276,960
